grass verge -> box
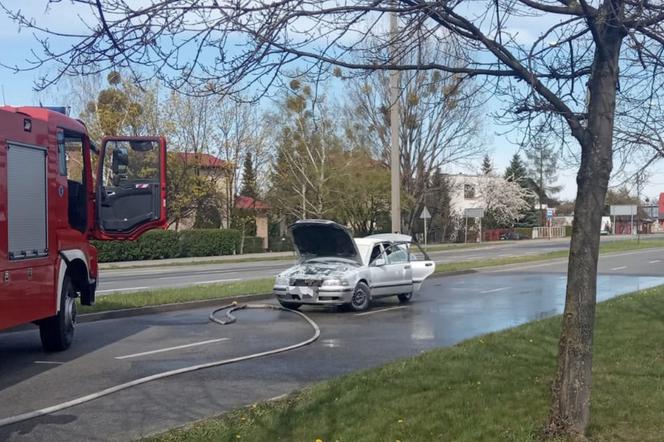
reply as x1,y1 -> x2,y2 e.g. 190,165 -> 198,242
436,238 -> 664,274
148,284 -> 664,442
79,278 -> 274,314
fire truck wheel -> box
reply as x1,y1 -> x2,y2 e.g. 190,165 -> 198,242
39,275 -> 77,352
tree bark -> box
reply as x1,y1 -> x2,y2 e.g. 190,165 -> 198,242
547,6 -> 625,436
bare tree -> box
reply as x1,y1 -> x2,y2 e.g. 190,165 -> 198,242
344,41 -> 485,234
6,0 -> 664,437
268,82 -> 347,220
215,99 -> 269,228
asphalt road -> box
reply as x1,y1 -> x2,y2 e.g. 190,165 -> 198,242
1,247 -> 663,441
96,235 -> 647,294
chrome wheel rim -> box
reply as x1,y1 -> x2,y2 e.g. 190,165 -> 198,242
64,294 -> 76,333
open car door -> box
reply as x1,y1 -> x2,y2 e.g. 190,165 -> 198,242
93,136 -> 167,240
408,242 -> 436,292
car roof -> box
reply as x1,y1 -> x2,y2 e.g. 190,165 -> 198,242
353,237 -> 383,247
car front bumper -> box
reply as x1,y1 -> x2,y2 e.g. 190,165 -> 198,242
273,285 -> 354,305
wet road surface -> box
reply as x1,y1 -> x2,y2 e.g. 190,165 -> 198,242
1,247 -> 663,441
97,236 -> 653,294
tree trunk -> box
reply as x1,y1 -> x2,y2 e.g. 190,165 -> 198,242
547,8 -> 624,437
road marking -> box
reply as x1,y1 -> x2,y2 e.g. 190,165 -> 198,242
194,278 -> 241,285
114,338 -> 230,360
34,361 -> 64,365
97,287 -> 149,294
480,286 -> 512,294
649,260 -> 661,264
355,306 -> 408,316
611,266 -> 627,271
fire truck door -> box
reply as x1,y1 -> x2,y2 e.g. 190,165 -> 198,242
94,137 -> 167,240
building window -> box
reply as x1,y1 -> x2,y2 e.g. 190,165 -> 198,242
464,184 -> 476,199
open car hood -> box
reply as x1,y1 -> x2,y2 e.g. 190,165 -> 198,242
289,220 -> 362,265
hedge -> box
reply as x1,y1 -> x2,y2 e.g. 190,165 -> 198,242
93,229 -> 263,262
179,229 -> 241,257
240,237 -> 265,254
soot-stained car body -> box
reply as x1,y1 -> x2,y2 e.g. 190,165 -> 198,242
273,220 -> 436,311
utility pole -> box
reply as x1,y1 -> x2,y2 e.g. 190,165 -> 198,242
389,4 -> 401,234
636,171 -> 644,243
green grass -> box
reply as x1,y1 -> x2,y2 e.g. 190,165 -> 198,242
436,238 -> 664,274
79,278 -> 275,314
147,284 -> 664,442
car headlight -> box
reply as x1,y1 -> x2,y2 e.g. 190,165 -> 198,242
321,278 -> 349,287
275,274 -> 288,286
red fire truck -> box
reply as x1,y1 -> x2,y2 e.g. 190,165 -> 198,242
0,106 -> 167,351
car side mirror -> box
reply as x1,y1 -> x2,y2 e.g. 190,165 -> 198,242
373,258 -> 386,267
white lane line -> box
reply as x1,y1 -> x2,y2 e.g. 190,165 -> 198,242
355,306 -> 408,317
194,278 -> 241,285
611,266 -> 627,271
114,338 -> 230,360
480,286 -> 512,294
649,260 -> 662,264
34,361 -> 64,365
97,287 -> 149,294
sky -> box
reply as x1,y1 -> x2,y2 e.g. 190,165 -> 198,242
0,1 -> 662,203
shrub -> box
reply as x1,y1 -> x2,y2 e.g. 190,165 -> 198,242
137,230 -> 180,260
241,237 -> 265,254
94,229 -> 243,262
92,239 -> 142,262
179,229 -> 242,257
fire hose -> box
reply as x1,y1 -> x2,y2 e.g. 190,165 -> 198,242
0,302 -> 320,428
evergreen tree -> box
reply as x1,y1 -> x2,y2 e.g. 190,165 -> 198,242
240,152 -> 258,198
524,140 -> 562,208
481,154 -> 493,175
503,153 -> 528,184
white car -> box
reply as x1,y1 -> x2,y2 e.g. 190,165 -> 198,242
273,219 -> 436,311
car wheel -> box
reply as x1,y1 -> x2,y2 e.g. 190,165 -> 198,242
277,300 -> 302,310
39,275 -> 77,352
397,292 -> 413,303
349,282 -> 371,312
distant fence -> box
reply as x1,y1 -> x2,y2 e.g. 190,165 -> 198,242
532,226 -> 566,239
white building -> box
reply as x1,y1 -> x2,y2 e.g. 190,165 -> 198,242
445,173 -> 499,215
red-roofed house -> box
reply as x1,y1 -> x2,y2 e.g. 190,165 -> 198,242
171,152 -> 233,230
177,152 -> 229,169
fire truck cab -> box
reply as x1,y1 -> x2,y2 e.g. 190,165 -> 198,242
0,106 -> 167,351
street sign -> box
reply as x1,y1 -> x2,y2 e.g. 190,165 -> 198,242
464,207 -> 484,218
610,205 -> 637,216
420,206 -> 431,219
546,208 -> 554,219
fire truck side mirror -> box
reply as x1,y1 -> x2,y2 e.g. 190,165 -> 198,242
111,146 -> 129,176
